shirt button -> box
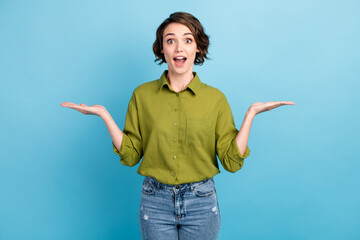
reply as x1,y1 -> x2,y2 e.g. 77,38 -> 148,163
173,155 -> 176,159
174,122 -> 177,127
173,139 -> 177,142
172,171 -> 175,176
176,93 -> 179,97
174,108 -> 177,112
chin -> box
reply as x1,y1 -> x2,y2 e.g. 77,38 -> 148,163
171,65 -> 193,74
173,69 -> 190,76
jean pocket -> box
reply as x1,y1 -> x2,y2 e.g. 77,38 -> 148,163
186,118 -> 211,147
142,178 -> 155,195
194,180 -> 216,197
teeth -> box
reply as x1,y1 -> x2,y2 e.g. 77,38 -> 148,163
174,57 -> 186,60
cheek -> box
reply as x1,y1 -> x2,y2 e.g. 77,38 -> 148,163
189,49 -> 198,59
163,51 -> 171,61
162,46 -> 171,57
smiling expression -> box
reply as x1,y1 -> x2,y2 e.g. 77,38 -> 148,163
161,23 -> 200,75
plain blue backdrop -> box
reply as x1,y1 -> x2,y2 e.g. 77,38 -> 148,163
1,0 -> 359,239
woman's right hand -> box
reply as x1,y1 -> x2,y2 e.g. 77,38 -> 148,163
60,102 -> 107,117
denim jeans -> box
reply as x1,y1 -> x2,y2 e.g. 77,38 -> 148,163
139,177 -> 221,240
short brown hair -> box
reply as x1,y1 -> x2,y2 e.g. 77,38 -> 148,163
153,12 -> 210,66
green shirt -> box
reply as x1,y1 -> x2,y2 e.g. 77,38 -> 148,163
113,70 -> 250,184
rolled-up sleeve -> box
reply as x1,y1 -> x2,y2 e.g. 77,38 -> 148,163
215,95 -> 250,173
112,92 -> 143,166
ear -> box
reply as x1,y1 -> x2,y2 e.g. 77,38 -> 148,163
196,48 -> 200,53
161,49 -> 164,53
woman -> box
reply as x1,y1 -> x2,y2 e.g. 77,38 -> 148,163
61,12 -> 294,240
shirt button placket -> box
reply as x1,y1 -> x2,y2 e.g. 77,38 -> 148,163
175,93 -> 180,150
172,92 -> 180,177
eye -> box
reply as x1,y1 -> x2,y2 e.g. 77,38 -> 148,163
185,38 -> 193,44
166,39 -> 175,44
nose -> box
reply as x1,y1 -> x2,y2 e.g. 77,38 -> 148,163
175,41 -> 184,52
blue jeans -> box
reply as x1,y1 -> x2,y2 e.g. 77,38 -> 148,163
139,177 -> 221,240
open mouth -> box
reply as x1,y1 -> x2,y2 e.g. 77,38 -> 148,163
173,56 -> 187,67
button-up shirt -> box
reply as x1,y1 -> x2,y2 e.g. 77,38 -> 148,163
112,70 -> 250,184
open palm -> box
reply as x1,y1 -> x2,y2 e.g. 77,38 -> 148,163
249,101 -> 295,115
60,102 -> 106,116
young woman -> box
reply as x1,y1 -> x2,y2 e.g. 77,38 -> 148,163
61,12 -> 294,240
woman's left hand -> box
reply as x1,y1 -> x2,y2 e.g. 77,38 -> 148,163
248,101 -> 295,116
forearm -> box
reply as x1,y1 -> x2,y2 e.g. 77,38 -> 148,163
235,110 -> 256,156
99,109 -> 124,152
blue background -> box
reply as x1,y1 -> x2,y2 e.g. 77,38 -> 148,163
1,0 -> 359,239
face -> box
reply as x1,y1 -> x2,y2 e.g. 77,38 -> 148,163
161,22 -> 200,76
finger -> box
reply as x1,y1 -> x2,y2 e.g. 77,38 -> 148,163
278,101 -> 295,105
72,105 -> 87,111
265,101 -> 279,108
272,102 -> 295,110
61,102 -> 80,108
63,104 -> 86,112
61,102 -> 74,107
68,103 -> 82,108
267,101 -> 294,107
265,101 -> 292,110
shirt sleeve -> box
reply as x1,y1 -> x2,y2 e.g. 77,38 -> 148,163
112,91 -> 143,166
215,95 -> 250,173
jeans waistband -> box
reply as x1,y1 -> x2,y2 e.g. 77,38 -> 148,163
145,177 -> 214,191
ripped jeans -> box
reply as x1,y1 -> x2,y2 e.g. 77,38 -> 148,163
139,177 -> 221,240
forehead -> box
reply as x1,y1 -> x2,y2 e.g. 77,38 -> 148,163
163,22 -> 193,38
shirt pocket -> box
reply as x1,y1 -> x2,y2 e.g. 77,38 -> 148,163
186,117 -> 211,147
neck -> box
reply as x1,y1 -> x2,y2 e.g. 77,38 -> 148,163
166,69 -> 194,93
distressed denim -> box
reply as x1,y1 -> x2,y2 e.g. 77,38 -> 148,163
139,177 -> 221,240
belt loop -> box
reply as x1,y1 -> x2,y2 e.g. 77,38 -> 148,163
154,177 -> 160,189
150,177 -> 158,189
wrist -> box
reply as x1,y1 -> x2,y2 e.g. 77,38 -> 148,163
246,109 -> 257,118
99,108 -> 110,120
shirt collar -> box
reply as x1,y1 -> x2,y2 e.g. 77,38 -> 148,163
158,70 -> 202,95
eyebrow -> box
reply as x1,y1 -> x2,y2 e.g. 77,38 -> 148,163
164,32 -> 193,38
